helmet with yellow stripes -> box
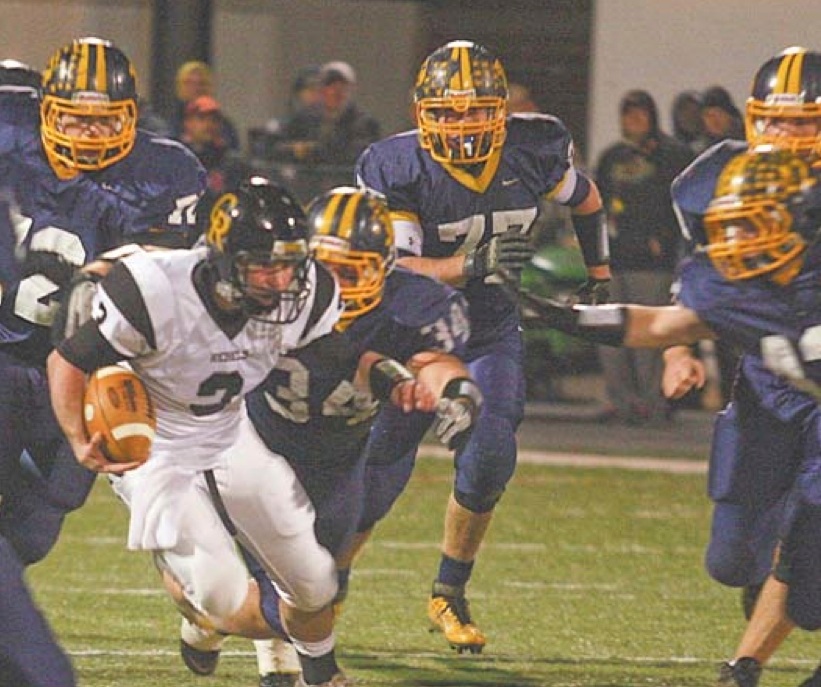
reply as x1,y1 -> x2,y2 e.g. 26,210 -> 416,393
306,187 -> 395,329
703,147 -> 818,285
41,37 -> 138,178
414,40 -> 508,165
746,46 -> 821,158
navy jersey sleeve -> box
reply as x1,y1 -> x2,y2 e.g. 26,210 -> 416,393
355,131 -> 423,216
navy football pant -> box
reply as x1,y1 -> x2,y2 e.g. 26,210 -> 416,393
0,536 -> 76,687
0,352 -> 96,564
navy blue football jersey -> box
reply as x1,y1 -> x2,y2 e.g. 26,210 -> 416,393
88,129 -> 205,244
678,250 -> 821,404
356,115 -> 582,343
246,266 -> 470,467
671,139 -> 747,246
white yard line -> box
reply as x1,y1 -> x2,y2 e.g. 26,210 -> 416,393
420,445 -> 707,474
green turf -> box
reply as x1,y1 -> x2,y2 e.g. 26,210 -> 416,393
28,456 -> 820,687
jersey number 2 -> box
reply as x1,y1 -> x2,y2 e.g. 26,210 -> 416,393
190,371 -> 244,416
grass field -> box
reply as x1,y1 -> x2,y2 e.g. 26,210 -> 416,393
28,453 -> 820,687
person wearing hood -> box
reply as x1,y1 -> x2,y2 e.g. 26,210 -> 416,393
700,85 -> 745,146
593,89 -> 694,424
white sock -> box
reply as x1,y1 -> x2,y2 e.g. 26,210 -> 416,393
254,638 -> 301,675
180,617 -> 225,652
290,631 -> 336,658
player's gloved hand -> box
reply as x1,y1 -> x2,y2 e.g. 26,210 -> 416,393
433,378 -> 483,452
51,272 -> 100,346
463,230 -> 535,280
573,277 -> 611,305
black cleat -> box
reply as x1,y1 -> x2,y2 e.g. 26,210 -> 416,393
716,658 -> 762,687
260,673 -> 300,687
798,663 -> 821,687
180,639 -> 221,676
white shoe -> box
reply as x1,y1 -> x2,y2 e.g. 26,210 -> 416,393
255,637 -> 301,686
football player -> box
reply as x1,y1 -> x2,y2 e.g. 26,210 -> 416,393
46,177 -> 366,685
509,147 -> 821,687
239,187 -> 480,686
661,47 -> 821,687
0,38 -> 203,574
353,40 -> 611,653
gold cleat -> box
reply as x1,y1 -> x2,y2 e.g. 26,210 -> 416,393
427,592 -> 486,654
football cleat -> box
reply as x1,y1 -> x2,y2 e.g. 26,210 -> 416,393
716,658 -> 762,687
427,583 -> 486,654
295,672 -> 354,687
180,639 -> 221,676
798,663 -> 821,687
261,673 -> 300,687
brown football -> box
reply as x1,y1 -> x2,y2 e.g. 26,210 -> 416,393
83,365 -> 156,464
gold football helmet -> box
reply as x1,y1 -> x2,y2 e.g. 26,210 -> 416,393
414,40 -> 508,165
704,147 -> 818,284
745,46 -> 821,158
306,187 -> 395,330
41,37 -> 138,178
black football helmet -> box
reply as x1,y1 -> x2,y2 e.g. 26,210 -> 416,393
41,37 -> 138,178
703,147 -> 819,285
306,187 -> 395,330
205,176 -> 312,322
414,40 -> 508,165
0,59 -> 42,93
746,46 -> 821,158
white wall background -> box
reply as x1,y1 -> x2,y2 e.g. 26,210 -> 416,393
588,0 -> 821,163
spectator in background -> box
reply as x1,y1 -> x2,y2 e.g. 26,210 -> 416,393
170,60 -> 240,151
508,82 -> 539,113
277,61 -> 381,166
594,89 -> 693,424
180,95 -> 252,239
701,85 -> 745,146
671,90 -> 708,154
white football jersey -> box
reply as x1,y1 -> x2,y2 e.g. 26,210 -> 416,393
91,247 -> 341,470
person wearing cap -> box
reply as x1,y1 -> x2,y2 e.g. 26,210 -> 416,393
277,60 -> 381,167
181,95 -> 252,240
593,89 -> 693,424
170,61 -> 240,150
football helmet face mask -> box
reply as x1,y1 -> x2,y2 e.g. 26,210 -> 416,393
746,47 -> 821,158
414,40 -> 508,165
206,176 -> 312,323
41,37 -> 138,179
703,147 -> 818,285
306,186 -> 395,330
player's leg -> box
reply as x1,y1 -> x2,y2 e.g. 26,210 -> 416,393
250,448 -> 367,687
222,415 -> 345,686
429,330 -> 525,654
0,535 -> 77,687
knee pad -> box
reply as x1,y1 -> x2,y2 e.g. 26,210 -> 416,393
453,412 -> 517,501
453,487 -> 504,514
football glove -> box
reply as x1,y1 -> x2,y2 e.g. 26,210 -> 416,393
574,277 -> 611,305
433,378 -> 483,452
463,230 -> 534,280
51,272 -> 100,346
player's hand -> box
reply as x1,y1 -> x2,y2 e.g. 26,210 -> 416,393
51,272 -> 100,346
433,378 -> 483,452
390,379 -> 437,413
463,230 -> 534,280
662,349 -> 706,399
71,432 -> 142,475
573,277 -> 611,305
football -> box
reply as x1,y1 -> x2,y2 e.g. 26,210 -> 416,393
83,365 -> 156,464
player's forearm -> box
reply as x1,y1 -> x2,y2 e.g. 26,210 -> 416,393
409,351 -> 469,399
46,350 -> 90,450
397,255 -> 469,286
